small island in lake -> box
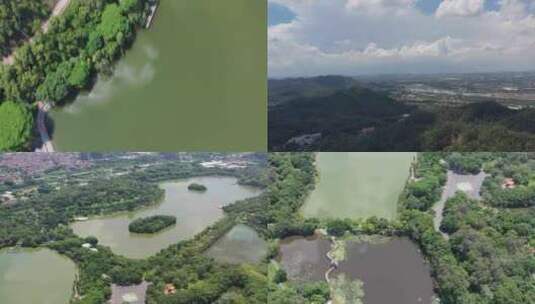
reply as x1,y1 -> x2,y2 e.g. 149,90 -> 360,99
128,215 -> 177,234
188,183 -> 207,192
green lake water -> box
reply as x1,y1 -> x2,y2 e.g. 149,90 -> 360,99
71,177 -> 261,259
302,152 -> 415,220
51,0 -> 266,151
0,248 -> 76,304
205,224 -> 267,264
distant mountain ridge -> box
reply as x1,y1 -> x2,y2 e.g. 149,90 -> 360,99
268,75 -> 359,106
269,77 -> 535,151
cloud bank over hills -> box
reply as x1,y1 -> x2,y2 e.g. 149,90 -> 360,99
268,0 -> 535,77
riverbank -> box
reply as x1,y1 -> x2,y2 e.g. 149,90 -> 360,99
1,1 -> 159,152
35,101 -> 55,152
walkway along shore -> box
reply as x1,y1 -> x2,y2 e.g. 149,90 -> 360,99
324,235 -> 339,304
146,1 -> 159,28
325,236 -> 338,283
35,101 -> 55,152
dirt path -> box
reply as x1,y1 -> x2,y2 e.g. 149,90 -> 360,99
41,0 -> 71,33
2,0 -> 71,65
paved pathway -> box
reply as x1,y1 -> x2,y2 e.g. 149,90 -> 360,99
432,170 -> 487,238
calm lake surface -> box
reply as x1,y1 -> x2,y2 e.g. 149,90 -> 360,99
204,224 -> 267,264
335,237 -> 435,304
278,236 -> 331,282
303,152 -> 414,220
71,177 -> 260,259
0,248 -> 76,304
51,0 -> 266,151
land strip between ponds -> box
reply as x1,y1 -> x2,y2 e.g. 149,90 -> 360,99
324,236 -> 338,284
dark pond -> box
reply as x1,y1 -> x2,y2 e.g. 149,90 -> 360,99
277,235 -> 331,282
335,237 -> 436,304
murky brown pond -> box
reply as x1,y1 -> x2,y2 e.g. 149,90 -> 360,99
277,235 -> 331,282
335,237 -> 435,304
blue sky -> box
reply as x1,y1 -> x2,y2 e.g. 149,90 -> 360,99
268,0 -> 535,77
268,2 -> 296,26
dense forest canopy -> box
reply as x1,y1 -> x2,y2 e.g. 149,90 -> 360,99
396,153 -> 535,303
0,0 -> 147,104
0,0 -> 51,57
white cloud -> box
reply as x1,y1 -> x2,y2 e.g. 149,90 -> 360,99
268,0 -> 535,77
345,0 -> 416,13
435,0 -> 485,18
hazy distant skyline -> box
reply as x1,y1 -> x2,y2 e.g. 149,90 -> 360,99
268,0 -> 535,78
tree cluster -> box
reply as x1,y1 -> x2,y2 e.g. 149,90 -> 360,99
0,101 -> 33,151
187,183 -> 207,192
401,152 -> 447,211
128,215 -> 177,234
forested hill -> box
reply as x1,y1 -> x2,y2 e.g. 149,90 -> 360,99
269,83 -> 535,151
269,75 -> 359,106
